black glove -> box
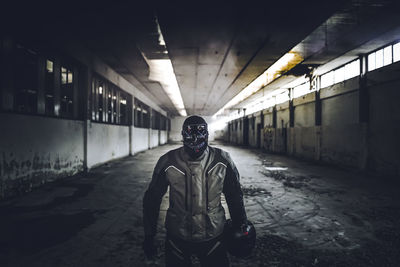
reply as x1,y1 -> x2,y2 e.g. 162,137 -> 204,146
142,235 -> 157,259
233,222 -> 250,238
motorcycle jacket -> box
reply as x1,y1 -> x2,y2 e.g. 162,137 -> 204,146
143,146 -> 247,242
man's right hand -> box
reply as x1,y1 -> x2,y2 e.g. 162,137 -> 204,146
142,235 -> 157,259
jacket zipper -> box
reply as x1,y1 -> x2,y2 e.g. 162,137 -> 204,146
185,173 -> 188,211
205,173 -> 209,212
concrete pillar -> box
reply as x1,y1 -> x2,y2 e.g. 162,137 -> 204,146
81,66 -> 91,172
358,55 -> 369,170
314,77 -> 322,161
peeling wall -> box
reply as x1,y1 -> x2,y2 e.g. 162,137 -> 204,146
0,113 -> 84,199
87,122 -> 130,168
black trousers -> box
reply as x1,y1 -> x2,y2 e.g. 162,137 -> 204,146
165,235 -> 230,267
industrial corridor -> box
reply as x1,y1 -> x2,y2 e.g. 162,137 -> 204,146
1,142 -> 399,266
2,1 -> 400,266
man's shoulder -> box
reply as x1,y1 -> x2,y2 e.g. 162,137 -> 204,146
158,146 -> 182,161
208,146 -> 231,161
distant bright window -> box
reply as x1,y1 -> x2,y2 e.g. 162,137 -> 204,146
393,42 -> 400,62
321,71 -> 334,88
46,60 -> 53,73
275,91 -> 289,104
383,46 -> 392,66
60,66 -> 74,117
321,59 -> 360,89
293,81 -> 311,99
375,49 -> 384,69
334,66 -> 345,83
344,59 -> 360,80
368,52 -> 376,71
368,43 -> 398,72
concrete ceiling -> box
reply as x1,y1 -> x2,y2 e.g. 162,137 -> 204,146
5,0 -> 400,116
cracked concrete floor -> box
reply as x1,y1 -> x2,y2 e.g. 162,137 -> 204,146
0,142 -> 399,266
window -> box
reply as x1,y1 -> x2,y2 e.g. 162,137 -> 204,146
119,92 -> 128,125
45,59 -> 54,115
60,66 -> 73,117
92,75 -> 131,125
275,91 -> 289,104
394,42 -> 400,62
14,44 -> 38,114
368,42 -> 399,72
152,110 -> 161,130
334,66 -> 345,83
293,81 -> 311,99
134,98 -> 150,128
106,85 -> 116,123
344,59 -> 360,80
321,70 -> 334,88
160,115 -> 167,131
320,59 -> 360,88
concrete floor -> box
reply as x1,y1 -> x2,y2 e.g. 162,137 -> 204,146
1,142 -> 399,267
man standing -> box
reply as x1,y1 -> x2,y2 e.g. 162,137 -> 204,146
142,115 -> 248,267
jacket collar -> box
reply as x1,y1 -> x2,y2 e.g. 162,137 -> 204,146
180,145 -> 209,163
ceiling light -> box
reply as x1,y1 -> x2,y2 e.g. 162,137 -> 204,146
144,57 -> 187,116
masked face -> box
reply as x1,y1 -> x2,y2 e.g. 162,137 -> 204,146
182,123 -> 208,158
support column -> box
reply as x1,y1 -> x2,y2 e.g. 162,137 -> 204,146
128,95 -> 133,156
359,55 -> 369,170
81,66 -> 91,172
288,88 -> 295,155
314,79 -> 322,161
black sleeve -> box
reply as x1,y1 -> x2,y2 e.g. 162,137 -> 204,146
222,154 -> 247,228
142,156 -> 169,237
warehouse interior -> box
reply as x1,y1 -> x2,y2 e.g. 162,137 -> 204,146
1,1 -> 400,266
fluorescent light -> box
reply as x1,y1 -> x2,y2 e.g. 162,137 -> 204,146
139,16 -> 186,116
215,51 -> 302,116
144,57 -> 187,116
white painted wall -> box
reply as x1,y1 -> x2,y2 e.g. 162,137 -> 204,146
87,122 -> 130,168
160,130 -> 168,145
132,127 -> 149,153
150,129 -> 159,149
